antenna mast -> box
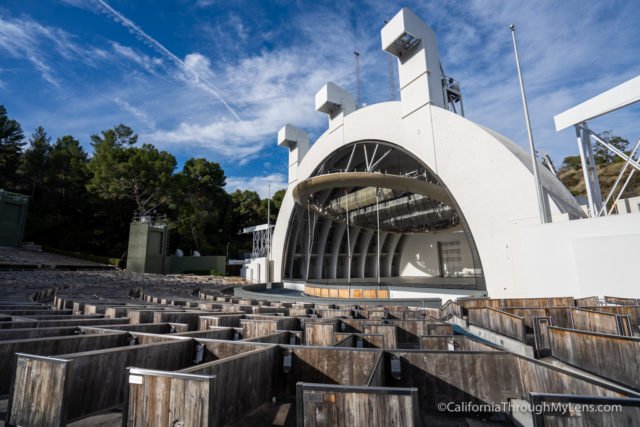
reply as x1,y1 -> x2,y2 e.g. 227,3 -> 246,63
354,51 -> 361,108
387,56 -> 396,100
510,24 -> 549,224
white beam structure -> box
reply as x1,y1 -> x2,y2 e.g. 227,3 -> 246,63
554,75 -> 640,131
554,75 -> 640,217
242,223 -> 275,259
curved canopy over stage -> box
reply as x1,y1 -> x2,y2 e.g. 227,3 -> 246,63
281,139 -> 484,291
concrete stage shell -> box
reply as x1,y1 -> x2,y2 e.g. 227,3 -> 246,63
261,8 -> 638,299
271,96 -> 583,297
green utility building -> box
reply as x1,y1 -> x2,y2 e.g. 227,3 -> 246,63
0,189 -> 29,247
126,215 -> 226,275
126,218 -> 168,274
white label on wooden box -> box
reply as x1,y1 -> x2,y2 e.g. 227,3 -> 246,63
129,375 -> 143,384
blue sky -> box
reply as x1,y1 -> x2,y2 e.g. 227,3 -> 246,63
1,0 -> 638,196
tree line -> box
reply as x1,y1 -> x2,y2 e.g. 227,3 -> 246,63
556,130 -> 639,201
559,131 -> 630,170
0,105 -> 284,260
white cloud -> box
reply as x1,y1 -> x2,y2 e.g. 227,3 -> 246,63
113,97 -> 156,130
0,15 -> 135,88
228,13 -> 248,42
59,0 -> 95,11
193,0 -> 216,8
148,118 -> 271,161
94,0 -> 241,121
0,16 -> 71,87
28,1 -> 374,165
8,0 -> 638,173
226,173 -> 288,198
145,7 -> 364,162
110,42 -> 165,75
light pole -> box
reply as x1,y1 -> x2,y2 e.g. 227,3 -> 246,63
267,182 -> 272,286
376,187 -> 381,289
510,24 -> 549,224
226,242 -> 230,276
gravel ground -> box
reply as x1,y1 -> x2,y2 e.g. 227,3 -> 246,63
0,246 -> 107,267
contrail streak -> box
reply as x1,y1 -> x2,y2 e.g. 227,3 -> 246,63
95,0 -> 241,121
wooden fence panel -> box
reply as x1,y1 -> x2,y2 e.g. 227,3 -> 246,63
0,317 -> 129,329
180,346 -> 278,427
457,298 -> 500,309
304,322 -> 336,346
419,336 -> 498,351
510,297 -> 575,308
440,300 -> 463,320
385,320 -> 451,345
171,327 -> 236,341
501,308 -> 545,329
332,333 -> 385,349
366,353 -> 385,386
62,339 -> 196,420
0,325 -> 81,341
618,315 -> 633,337
199,339 -> 268,361
548,326 -> 640,390
530,393 -> 640,427
363,324 -> 398,349
572,309 -> 622,335
574,296 -> 600,307
579,306 -> 640,330
426,324 -> 454,336
460,297 -> 575,309
387,350 -> 627,414
124,368 -> 214,426
281,347 -> 382,395
199,314 -> 245,329
502,307 -> 574,329
7,354 -> 70,427
297,383 -> 419,427
533,317 -> 552,357
153,311 -> 219,331
241,319 -> 279,339
468,308 -> 526,342
241,318 -> 299,339
242,331 -> 291,345
388,351 -> 519,409
604,296 -> 639,306
84,322 -> 188,334
0,332 -> 129,395
318,309 -> 353,319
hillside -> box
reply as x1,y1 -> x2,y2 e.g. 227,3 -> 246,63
557,161 -> 640,205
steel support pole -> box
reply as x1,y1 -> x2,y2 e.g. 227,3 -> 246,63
575,123 -> 603,216
345,144 -> 357,172
609,165 -> 636,215
267,183 -> 271,284
345,189 -> 351,293
376,188 -> 381,288
583,125 -> 604,213
305,207 -> 312,282
599,139 -> 640,215
575,124 -> 596,216
510,25 -> 549,224
589,130 -> 640,172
